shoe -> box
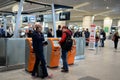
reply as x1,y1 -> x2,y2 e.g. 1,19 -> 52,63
61,67 -> 65,69
61,69 -> 69,73
45,74 -> 53,79
31,73 -> 35,77
31,75 -> 37,79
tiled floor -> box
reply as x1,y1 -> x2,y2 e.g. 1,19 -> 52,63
0,40 -> 120,80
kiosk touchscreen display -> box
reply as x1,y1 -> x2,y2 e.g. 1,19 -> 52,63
53,40 -> 59,47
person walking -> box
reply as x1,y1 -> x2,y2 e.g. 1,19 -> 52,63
100,29 -> 106,47
32,24 -> 52,79
112,32 -> 119,50
84,28 -> 90,46
59,26 -> 72,73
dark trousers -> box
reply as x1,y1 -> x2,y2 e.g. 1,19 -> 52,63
61,49 -> 68,70
100,39 -> 104,47
32,52 -> 48,77
114,41 -> 118,49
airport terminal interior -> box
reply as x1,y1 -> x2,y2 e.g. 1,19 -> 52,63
0,0 -> 120,80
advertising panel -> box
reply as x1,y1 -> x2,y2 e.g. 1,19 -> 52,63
89,24 -> 96,49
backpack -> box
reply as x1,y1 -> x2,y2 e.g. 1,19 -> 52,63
62,32 -> 73,51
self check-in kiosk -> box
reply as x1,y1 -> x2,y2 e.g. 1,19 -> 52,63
67,39 -> 76,65
25,38 -> 35,72
47,38 -> 61,68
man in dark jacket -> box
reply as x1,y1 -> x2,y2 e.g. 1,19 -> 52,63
59,26 -> 72,73
73,29 -> 80,38
47,28 -> 53,37
32,24 -> 52,79
56,25 -> 62,37
84,28 -> 90,46
100,29 -> 106,47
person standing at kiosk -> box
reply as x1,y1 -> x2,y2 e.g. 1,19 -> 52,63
32,24 -> 52,79
59,26 -> 72,73
56,25 -> 62,37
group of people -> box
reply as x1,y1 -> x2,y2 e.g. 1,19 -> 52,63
31,24 -> 72,79
74,28 -> 90,46
73,28 -> 120,50
25,25 -> 62,38
95,29 -> 106,47
47,25 -> 63,38
22,25 -> 120,51
0,25 -> 13,38
1,23 -> 119,79
95,29 -> 120,50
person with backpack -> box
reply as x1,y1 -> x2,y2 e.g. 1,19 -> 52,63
59,26 -> 73,73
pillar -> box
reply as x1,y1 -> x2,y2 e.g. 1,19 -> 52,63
13,0 -> 24,38
103,17 -> 112,34
118,20 -> 120,26
52,3 -> 57,38
82,16 -> 92,29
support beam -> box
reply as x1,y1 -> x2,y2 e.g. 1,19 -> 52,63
13,0 -> 24,38
52,3 -> 57,38
25,0 -> 51,7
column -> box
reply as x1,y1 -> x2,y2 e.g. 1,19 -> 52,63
13,0 -> 24,38
52,3 -> 57,38
118,20 -> 120,26
82,16 -> 92,29
103,17 -> 112,34
118,20 -> 120,33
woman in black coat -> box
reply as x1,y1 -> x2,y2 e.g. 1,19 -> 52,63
113,32 -> 119,50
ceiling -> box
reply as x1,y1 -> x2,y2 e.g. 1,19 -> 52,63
0,0 -> 120,21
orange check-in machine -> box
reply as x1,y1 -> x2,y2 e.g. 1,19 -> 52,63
46,38 -> 61,68
67,39 -> 76,65
25,38 -> 35,72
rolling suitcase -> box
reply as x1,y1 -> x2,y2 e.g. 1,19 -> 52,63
37,63 -> 44,78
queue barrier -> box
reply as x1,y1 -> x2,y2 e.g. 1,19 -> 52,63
75,37 -> 85,60
0,38 -> 25,72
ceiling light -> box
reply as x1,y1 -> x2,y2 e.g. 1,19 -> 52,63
73,9 -> 90,13
71,16 -> 82,18
94,10 -> 113,16
74,2 -> 90,9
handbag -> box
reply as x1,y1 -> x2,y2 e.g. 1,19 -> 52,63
112,36 -> 115,41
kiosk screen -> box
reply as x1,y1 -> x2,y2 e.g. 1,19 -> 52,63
53,40 -> 59,47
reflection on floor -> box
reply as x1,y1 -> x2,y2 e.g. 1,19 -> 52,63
0,40 -> 120,80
